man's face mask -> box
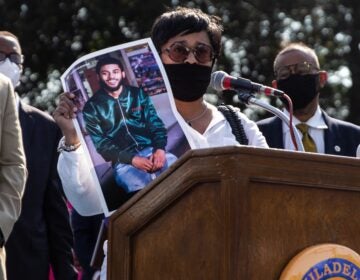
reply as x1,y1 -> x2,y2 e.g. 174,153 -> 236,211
164,64 -> 212,102
0,58 -> 21,88
277,73 -> 320,111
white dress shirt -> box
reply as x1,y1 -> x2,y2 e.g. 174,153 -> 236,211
283,106 -> 328,153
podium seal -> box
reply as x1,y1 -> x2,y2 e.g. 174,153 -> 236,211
280,244 -> 360,280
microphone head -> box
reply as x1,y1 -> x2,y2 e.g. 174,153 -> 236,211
210,71 -> 228,91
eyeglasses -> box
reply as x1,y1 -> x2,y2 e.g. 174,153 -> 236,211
163,42 -> 214,64
275,61 -> 319,80
0,52 -> 24,65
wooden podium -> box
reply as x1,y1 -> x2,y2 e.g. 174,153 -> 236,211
108,146 -> 360,279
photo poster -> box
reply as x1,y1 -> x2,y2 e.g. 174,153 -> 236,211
61,38 -> 191,216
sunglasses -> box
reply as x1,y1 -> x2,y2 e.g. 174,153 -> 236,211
275,61 -> 319,80
0,52 -> 23,65
163,42 -> 214,64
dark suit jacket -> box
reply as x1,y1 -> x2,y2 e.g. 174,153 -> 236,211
5,102 -> 77,280
257,110 -> 360,157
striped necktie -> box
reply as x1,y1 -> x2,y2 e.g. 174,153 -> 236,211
296,123 -> 317,152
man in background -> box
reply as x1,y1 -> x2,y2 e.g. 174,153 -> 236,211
0,31 -> 78,279
257,42 -> 360,156
0,73 -> 27,280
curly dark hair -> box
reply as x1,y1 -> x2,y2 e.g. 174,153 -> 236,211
151,6 -> 223,59
95,56 -> 124,75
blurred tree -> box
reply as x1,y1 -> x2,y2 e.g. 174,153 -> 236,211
0,0 -> 359,124
0,0 -> 172,111
342,0 -> 360,125
207,0 -> 359,123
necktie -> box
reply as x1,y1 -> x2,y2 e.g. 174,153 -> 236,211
296,123 -> 317,152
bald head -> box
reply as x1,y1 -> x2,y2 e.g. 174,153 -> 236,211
274,43 -> 319,74
0,31 -> 22,54
0,31 -> 23,87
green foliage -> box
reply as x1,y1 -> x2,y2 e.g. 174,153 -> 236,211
1,0 -> 359,124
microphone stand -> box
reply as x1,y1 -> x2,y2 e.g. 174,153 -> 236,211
236,90 -> 305,152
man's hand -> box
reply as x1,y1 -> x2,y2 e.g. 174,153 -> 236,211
149,149 -> 166,172
131,156 -> 154,172
53,92 -> 80,145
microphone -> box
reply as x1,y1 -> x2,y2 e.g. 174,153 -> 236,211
210,70 -> 284,97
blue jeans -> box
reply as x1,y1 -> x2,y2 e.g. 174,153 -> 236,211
114,147 -> 177,193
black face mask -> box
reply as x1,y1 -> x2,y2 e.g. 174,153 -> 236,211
277,74 -> 320,111
164,64 -> 212,102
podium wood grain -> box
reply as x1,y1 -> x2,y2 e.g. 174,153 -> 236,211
108,146 -> 360,279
